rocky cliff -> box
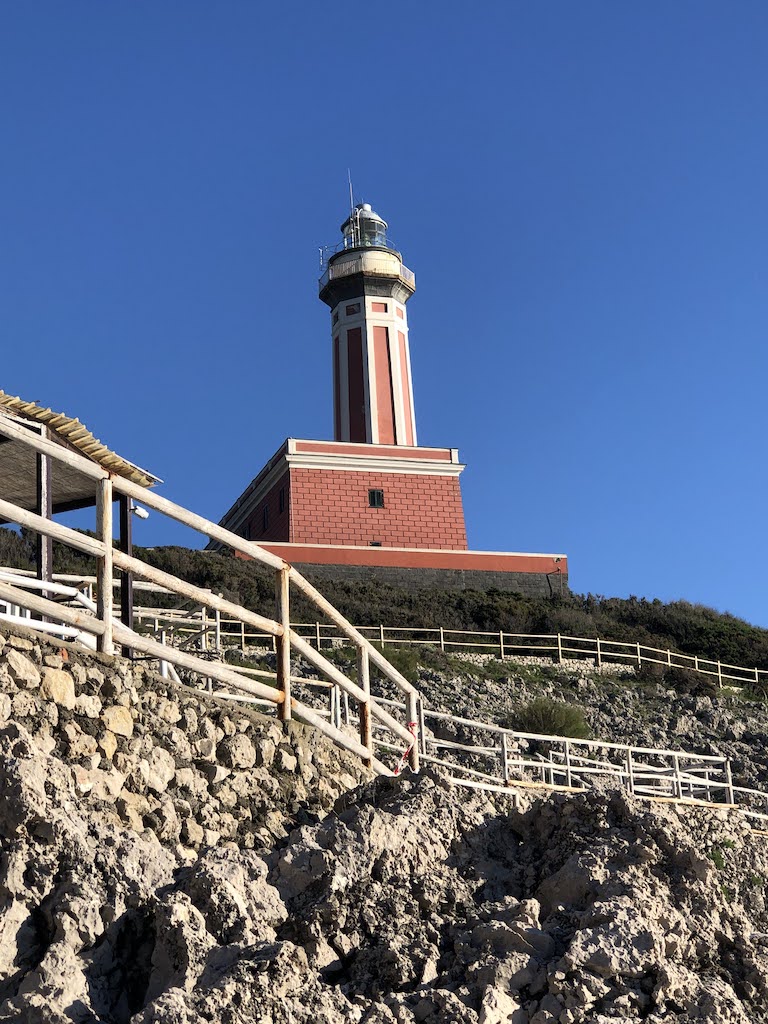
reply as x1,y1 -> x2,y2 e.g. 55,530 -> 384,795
2,626 -> 768,1023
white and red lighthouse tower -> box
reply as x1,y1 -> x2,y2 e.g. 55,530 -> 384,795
320,203 -> 417,447
214,199 -> 568,595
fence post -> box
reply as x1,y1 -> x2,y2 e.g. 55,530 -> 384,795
564,740 -> 572,788
214,603 -> 221,652
717,661 -> 722,689
159,629 -> 168,678
725,759 -> 735,806
557,634 -> 563,665
417,695 -> 426,756
315,622 -> 321,650
499,631 -> 505,661
201,606 -> 208,652
625,749 -> 635,795
595,638 -> 602,669
756,667 -> 760,686
275,568 -> 291,723
241,620 -> 246,652
636,642 -> 642,668
380,624 -> 385,647
501,732 -> 510,785
667,648 -> 672,667
357,647 -> 372,768
694,655 -> 699,673
672,754 -> 682,799
96,477 -> 114,655
439,626 -> 445,652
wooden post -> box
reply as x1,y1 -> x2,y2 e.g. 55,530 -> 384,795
694,655 -> 699,673
501,733 -> 510,784
35,426 -> 53,603
636,642 -> 642,668
725,759 -> 735,806
159,629 -> 167,678
96,477 -> 114,655
407,690 -> 420,772
357,646 -> 372,768
717,661 -> 722,689
557,634 -> 563,664
241,620 -> 246,652
667,649 -> 672,667
755,667 -> 760,686
275,568 -> 291,722
625,749 -> 635,795
118,495 -> 133,657
564,740 -> 572,788
596,638 -> 602,669
672,754 -> 682,799
214,602 -> 221,651
499,631 -> 505,660
201,606 -> 208,652
315,622 -> 321,649
380,623 -> 385,647
439,626 -> 445,652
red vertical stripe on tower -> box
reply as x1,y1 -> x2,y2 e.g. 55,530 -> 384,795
347,327 -> 366,441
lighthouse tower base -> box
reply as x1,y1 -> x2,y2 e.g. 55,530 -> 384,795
213,437 -> 568,597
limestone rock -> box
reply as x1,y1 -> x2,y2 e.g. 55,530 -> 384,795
6,649 -> 41,688
102,704 -> 133,737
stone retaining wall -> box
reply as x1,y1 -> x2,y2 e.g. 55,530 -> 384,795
293,562 -> 569,597
0,624 -> 370,855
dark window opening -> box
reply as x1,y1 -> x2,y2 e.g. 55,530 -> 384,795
262,505 -> 269,532
370,541 -> 382,547
346,302 -> 361,316
279,487 -> 285,513
368,489 -> 385,508
333,311 -> 339,324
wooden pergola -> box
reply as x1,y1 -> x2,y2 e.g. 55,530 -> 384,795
0,392 -> 161,635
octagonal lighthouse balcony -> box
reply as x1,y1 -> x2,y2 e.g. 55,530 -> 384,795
319,202 -> 415,306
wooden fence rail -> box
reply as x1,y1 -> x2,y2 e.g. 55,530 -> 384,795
0,414 -> 423,775
119,606 -> 768,691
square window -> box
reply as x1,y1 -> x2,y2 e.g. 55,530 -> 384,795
368,489 -> 384,508
346,302 -> 361,316
372,301 -> 388,313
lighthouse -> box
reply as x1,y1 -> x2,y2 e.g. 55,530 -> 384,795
212,197 -> 567,596
319,203 -> 417,446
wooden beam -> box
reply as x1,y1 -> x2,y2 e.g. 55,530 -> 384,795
96,477 -> 114,655
35,426 -> 53,597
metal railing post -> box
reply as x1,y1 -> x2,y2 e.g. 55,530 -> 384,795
407,690 -> 420,772
557,634 -> 563,664
499,630 -> 505,660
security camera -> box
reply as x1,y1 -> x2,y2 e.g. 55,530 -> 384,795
131,505 -> 150,520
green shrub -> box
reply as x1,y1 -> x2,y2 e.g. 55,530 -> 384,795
504,698 -> 591,739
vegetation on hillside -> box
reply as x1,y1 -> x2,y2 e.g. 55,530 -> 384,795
2,526 -> 768,670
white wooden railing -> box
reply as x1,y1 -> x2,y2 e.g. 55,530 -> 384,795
122,608 -> 768,691
0,414 -> 423,777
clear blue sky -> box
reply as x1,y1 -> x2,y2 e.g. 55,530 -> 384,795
2,3 -> 768,625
